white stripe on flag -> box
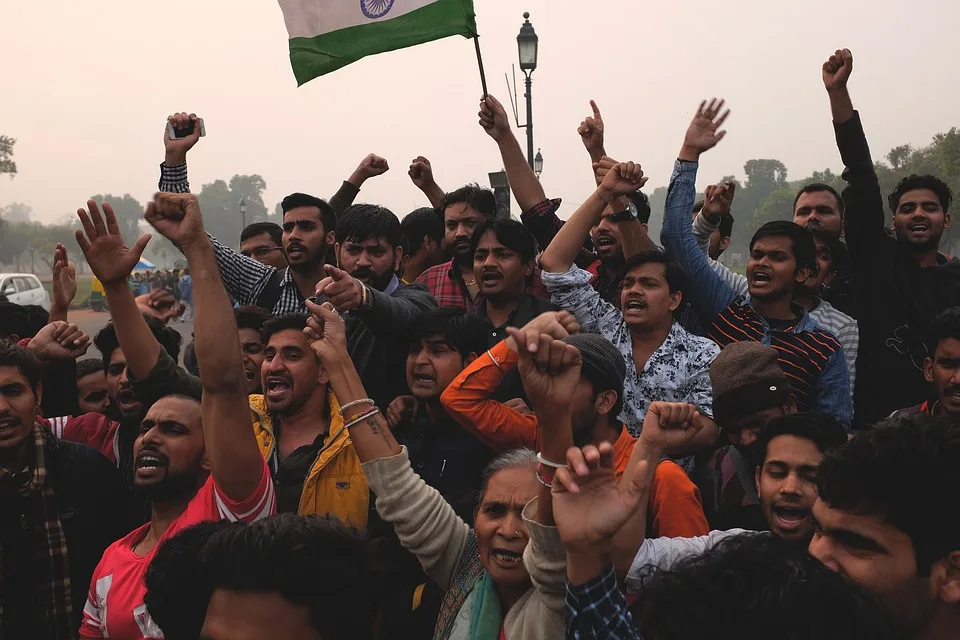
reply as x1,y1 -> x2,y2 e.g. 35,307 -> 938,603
281,0 -> 437,39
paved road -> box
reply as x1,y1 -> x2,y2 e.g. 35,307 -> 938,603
70,308 -> 194,363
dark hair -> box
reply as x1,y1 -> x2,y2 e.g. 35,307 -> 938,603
336,204 -> 402,250
19,305 -> 50,338
145,520 -> 235,640
400,207 -> 444,256
201,514 -> 374,640
718,214 -> 735,239
281,192 -> 337,236
750,221 -> 817,276
793,183 -> 845,217
409,307 -> 488,359
0,302 -> 33,341
0,339 -> 42,392
759,412 -> 848,464
93,315 -> 183,371
235,306 -> 272,334
75,357 -> 104,380
241,221 -> 283,246
887,174 -> 953,214
622,249 -> 687,295
261,313 -> 309,346
811,229 -> 850,276
634,534 -> 897,640
817,412 -> 960,575
440,184 -> 497,220
929,307 -> 960,355
626,191 -> 651,224
469,218 -> 538,264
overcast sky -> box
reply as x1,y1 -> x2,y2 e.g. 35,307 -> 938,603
2,0 -> 959,225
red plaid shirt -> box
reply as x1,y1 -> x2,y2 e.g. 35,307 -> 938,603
417,259 -> 551,310
521,198 -> 598,269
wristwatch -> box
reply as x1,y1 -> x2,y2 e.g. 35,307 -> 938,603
609,201 -> 638,223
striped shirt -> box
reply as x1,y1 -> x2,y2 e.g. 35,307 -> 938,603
709,299 -> 850,422
692,212 -> 859,387
660,159 -> 852,426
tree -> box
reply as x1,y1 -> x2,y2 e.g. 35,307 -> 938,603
197,174 -> 269,245
0,202 -> 31,222
89,193 -> 144,243
743,159 -> 788,195
0,136 -> 16,176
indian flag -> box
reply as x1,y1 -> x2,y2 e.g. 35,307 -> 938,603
278,0 -> 478,86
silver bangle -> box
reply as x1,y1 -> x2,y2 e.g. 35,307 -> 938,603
536,452 -> 566,469
338,398 -> 375,417
344,407 -> 381,430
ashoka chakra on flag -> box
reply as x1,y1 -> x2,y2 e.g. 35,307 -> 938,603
278,0 -> 478,85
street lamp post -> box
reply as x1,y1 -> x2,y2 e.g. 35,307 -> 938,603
488,170 -> 511,219
517,12 -> 539,170
239,196 -> 248,232
534,149 -> 544,179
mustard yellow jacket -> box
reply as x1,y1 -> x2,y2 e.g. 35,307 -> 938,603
249,392 -> 370,532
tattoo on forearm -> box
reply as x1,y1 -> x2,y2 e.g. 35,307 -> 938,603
365,416 -> 395,448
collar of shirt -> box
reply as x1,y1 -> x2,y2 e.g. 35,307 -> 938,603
477,293 -> 538,330
742,295 -> 816,333
382,274 -> 400,296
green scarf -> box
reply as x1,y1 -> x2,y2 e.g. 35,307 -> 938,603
468,573 -> 502,640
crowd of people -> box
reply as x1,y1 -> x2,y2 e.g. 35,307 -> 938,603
0,48 -> 957,639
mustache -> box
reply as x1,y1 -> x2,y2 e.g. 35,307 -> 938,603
351,267 -> 375,279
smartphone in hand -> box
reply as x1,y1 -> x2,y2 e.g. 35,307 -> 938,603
167,118 -> 206,140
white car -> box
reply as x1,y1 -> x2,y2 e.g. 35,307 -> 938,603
0,273 -> 52,311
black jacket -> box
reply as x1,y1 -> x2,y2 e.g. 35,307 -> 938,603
0,438 -> 126,637
836,112 -> 960,428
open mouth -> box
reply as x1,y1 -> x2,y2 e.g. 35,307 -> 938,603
944,387 -> 960,403
596,235 -> 616,249
413,371 -> 436,386
623,298 -> 646,312
0,418 -> 21,434
244,366 -> 257,383
751,271 -> 773,285
265,377 -> 291,399
491,548 -> 524,566
286,244 -> 307,258
771,505 -> 809,529
117,388 -> 140,407
908,222 -> 930,233
136,450 -> 168,471
481,272 -> 502,285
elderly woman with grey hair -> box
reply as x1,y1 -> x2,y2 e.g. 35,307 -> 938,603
303,300 -> 570,640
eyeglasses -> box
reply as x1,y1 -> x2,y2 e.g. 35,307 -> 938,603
241,246 -> 284,259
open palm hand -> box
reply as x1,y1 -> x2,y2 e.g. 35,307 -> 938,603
75,200 -> 150,285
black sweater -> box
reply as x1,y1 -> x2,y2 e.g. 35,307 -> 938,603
836,112 -> 960,428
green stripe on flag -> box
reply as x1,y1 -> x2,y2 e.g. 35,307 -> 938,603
289,0 -> 477,86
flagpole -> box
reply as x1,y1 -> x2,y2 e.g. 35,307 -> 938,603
473,35 -> 489,96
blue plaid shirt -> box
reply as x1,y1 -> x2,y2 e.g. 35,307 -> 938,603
566,565 -> 641,639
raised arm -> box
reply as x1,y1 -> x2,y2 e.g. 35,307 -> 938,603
74,200 -> 162,382
145,192 -> 265,501
158,111 -> 202,193
329,153 -> 390,217
408,156 -> 445,209
539,159 -> 647,274
479,94 -> 546,213
822,48 -> 889,261
577,100 -> 607,170
611,402 -> 706,580
304,300 -> 470,590
660,99 -> 739,325
49,243 -> 77,323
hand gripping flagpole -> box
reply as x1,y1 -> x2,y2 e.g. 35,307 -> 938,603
473,35 -> 489,96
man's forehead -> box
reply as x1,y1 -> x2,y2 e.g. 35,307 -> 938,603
898,188 -> 941,207
765,434 -> 824,467
796,190 -> 839,209
108,348 -> 126,367
147,395 -> 201,420
267,328 -> 308,349
625,261 -> 666,280
752,236 -> 793,251
343,237 -> 391,250
445,203 -> 484,222
241,233 -> 279,247
0,366 -> 29,387
283,207 -> 322,223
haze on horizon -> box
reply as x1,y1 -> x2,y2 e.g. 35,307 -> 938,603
2,0 -> 958,225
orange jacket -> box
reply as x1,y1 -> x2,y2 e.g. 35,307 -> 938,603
441,341 -> 710,538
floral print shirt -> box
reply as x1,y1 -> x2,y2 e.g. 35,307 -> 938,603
541,265 -> 719,436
